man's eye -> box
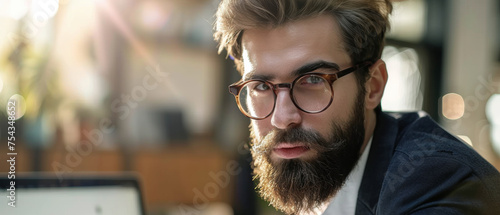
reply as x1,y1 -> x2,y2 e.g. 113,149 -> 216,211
254,83 -> 270,91
301,75 -> 325,85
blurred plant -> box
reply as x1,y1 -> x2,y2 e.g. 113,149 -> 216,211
1,24 -> 62,147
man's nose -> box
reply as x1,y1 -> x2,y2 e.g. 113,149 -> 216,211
271,89 -> 302,129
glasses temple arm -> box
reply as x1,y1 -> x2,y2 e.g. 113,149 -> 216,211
336,61 -> 372,78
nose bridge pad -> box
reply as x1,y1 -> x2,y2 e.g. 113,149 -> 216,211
273,83 -> 293,103
273,83 -> 293,99
273,82 -> 297,113
275,83 -> 292,89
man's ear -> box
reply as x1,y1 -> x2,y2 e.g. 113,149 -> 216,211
365,59 -> 388,110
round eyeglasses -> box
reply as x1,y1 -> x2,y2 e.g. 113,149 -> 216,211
229,62 -> 371,120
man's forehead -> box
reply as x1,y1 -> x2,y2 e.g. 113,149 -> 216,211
239,15 -> 349,81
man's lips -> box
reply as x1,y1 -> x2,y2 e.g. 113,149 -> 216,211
272,143 -> 310,159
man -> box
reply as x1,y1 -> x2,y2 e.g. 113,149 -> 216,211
213,0 -> 500,214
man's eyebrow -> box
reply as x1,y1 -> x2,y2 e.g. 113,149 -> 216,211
292,60 -> 340,77
243,72 -> 273,81
242,60 -> 340,81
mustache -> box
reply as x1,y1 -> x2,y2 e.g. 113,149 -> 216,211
252,127 -> 340,155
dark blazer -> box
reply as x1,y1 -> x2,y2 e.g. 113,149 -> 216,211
355,111 -> 500,215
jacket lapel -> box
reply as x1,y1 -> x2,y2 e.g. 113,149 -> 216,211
355,112 -> 399,214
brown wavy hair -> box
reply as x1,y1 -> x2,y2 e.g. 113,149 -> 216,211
214,0 -> 392,80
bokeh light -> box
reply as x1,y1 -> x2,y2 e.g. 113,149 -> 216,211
486,94 -> 500,125
486,94 -> 500,156
442,93 -> 465,120
457,135 -> 473,146
7,94 -> 27,120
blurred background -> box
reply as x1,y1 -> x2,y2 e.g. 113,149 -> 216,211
0,0 -> 499,214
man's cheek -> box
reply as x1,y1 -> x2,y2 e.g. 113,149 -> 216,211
251,120 -> 269,141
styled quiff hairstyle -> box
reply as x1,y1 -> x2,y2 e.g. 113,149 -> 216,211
214,0 -> 392,76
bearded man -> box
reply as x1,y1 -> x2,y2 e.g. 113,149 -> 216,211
213,0 -> 500,214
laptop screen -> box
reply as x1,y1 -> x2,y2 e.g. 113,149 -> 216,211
0,174 -> 145,215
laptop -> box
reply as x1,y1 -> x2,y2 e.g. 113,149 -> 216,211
0,173 -> 146,215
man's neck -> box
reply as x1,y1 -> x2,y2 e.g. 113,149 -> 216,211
360,109 -> 377,154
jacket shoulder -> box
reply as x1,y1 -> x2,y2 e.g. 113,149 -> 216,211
377,111 -> 500,214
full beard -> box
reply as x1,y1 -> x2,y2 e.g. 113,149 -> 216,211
250,94 -> 366,215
